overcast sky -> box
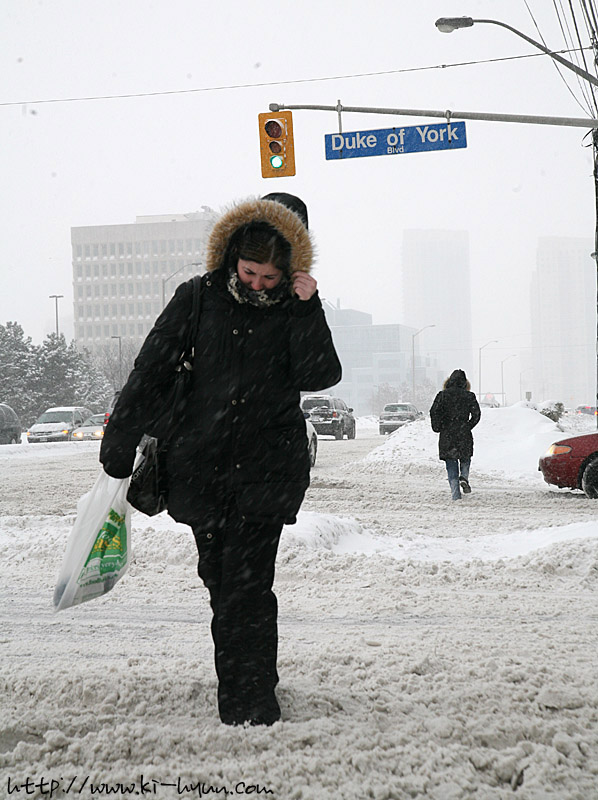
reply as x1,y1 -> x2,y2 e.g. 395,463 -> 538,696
2,0 -> 596,402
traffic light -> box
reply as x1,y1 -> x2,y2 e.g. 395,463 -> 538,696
258,110 -> 296,178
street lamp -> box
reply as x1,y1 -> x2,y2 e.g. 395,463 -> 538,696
435,17 -> 598,88
412,325 -> 435,404
500,354 -> 517,407
111,335 -> 122,388
49,294 -> 63,336
162,262 -> 202,308
478,340 -> 498,401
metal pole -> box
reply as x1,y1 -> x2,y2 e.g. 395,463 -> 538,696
49,295 -> 63,336
500,354 -> 516,407
479,345 -> 486,400
269,102 -> 598,129
412,335 -> 416,404
412,325 -> 435,404
594,130 -> 598,429
111,335 -> 122,387
479,340 -> 498,401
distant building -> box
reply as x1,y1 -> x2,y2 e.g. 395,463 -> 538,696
321,300 -> 442,414
401,229 -> 473,381
530,236 -> 595,407
71,209 -> 215,353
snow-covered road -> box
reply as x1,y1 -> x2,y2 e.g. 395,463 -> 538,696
1,407 -> 597,799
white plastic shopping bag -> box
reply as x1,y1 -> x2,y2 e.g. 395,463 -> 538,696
53,470 -> 132,611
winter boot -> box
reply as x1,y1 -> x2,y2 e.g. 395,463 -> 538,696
459,477 -> 471,494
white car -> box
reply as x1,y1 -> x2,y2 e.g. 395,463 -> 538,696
72,414 -> 106,441
27,406 -> 93,443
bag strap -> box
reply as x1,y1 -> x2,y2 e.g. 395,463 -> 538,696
186,274 -> 204,360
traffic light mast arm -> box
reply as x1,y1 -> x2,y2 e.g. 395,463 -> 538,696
268,101 -> 598,129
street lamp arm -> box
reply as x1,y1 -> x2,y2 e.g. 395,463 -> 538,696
162,261 -> 202,308
436,16 -> 598,88
164,261 -> 202,284
477,18 -> 598,88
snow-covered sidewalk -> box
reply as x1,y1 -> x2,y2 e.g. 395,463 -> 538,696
1,407 -> 597,798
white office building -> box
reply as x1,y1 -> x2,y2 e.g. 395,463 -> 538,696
71,210 -> 215,353
401,229 -> 474,382
530,236 -> 595,407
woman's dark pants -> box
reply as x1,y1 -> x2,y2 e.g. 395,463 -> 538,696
193,508 -> 283,726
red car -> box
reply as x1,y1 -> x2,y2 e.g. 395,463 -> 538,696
538,432 -> 598,497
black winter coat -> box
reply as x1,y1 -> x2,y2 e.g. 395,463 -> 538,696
100,199 -> 341,528
430,383 -> 481,461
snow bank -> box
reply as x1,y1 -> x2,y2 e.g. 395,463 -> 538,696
361,403 -> 592,483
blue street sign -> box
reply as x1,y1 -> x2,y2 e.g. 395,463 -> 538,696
325,121 -> 467,160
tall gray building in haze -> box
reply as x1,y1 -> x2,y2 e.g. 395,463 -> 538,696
530,236 -> 595,408
71,210 -> 214,353
401,230 -> 473,388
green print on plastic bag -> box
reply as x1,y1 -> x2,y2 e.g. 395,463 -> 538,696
77,507 -> 128,586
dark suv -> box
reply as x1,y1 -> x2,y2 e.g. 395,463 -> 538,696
301,395 -> 356,440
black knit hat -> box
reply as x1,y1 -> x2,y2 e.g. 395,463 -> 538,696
261,192 -> 308,229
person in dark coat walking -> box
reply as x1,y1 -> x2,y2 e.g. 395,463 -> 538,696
430,369 -> 481,501
100,193 -> 342,726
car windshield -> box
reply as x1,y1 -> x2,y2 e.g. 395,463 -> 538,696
302,398 -> 331,410
82,415 -> 104,426
384,404 -> 411,412
36,411 -> 73,424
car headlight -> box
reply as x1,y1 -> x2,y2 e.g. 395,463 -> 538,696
93,430 -> 104,438
73,431 -> 83,439
545,444 -> 572,456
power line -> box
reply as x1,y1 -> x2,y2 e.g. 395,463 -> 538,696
0,47 -> 593,109
525,0 -> 596,114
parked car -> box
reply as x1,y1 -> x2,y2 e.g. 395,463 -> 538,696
379,403 -> 423,434
103,391 -> 121,430
0,403 -> 22,444
72,413 -> 106,441
538,431 -> 598,497
575,404 -> 597,416
27,406 -> 93,443
301,394 -> 356,440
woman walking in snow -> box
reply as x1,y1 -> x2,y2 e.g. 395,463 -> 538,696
430,369 -> 481,501
100,192 -> 341,725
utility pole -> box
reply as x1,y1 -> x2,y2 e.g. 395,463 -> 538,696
49,294 -> 63,336
111,335 -> 122,388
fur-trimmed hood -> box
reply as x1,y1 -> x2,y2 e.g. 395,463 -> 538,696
205,197 -> 314,275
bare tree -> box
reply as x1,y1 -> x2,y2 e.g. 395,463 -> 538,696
369,383 -> 400,415
92,338 -> 140,392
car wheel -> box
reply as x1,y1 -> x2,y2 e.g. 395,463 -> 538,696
334,425 -> 343,440
347,422 -> 356,440
581,456 -> 598,498
308,435 -> 317,467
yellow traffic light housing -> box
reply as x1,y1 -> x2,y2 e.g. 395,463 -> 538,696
258,110 -> 296,178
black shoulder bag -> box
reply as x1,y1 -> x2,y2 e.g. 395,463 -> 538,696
127,274 -> 203,516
